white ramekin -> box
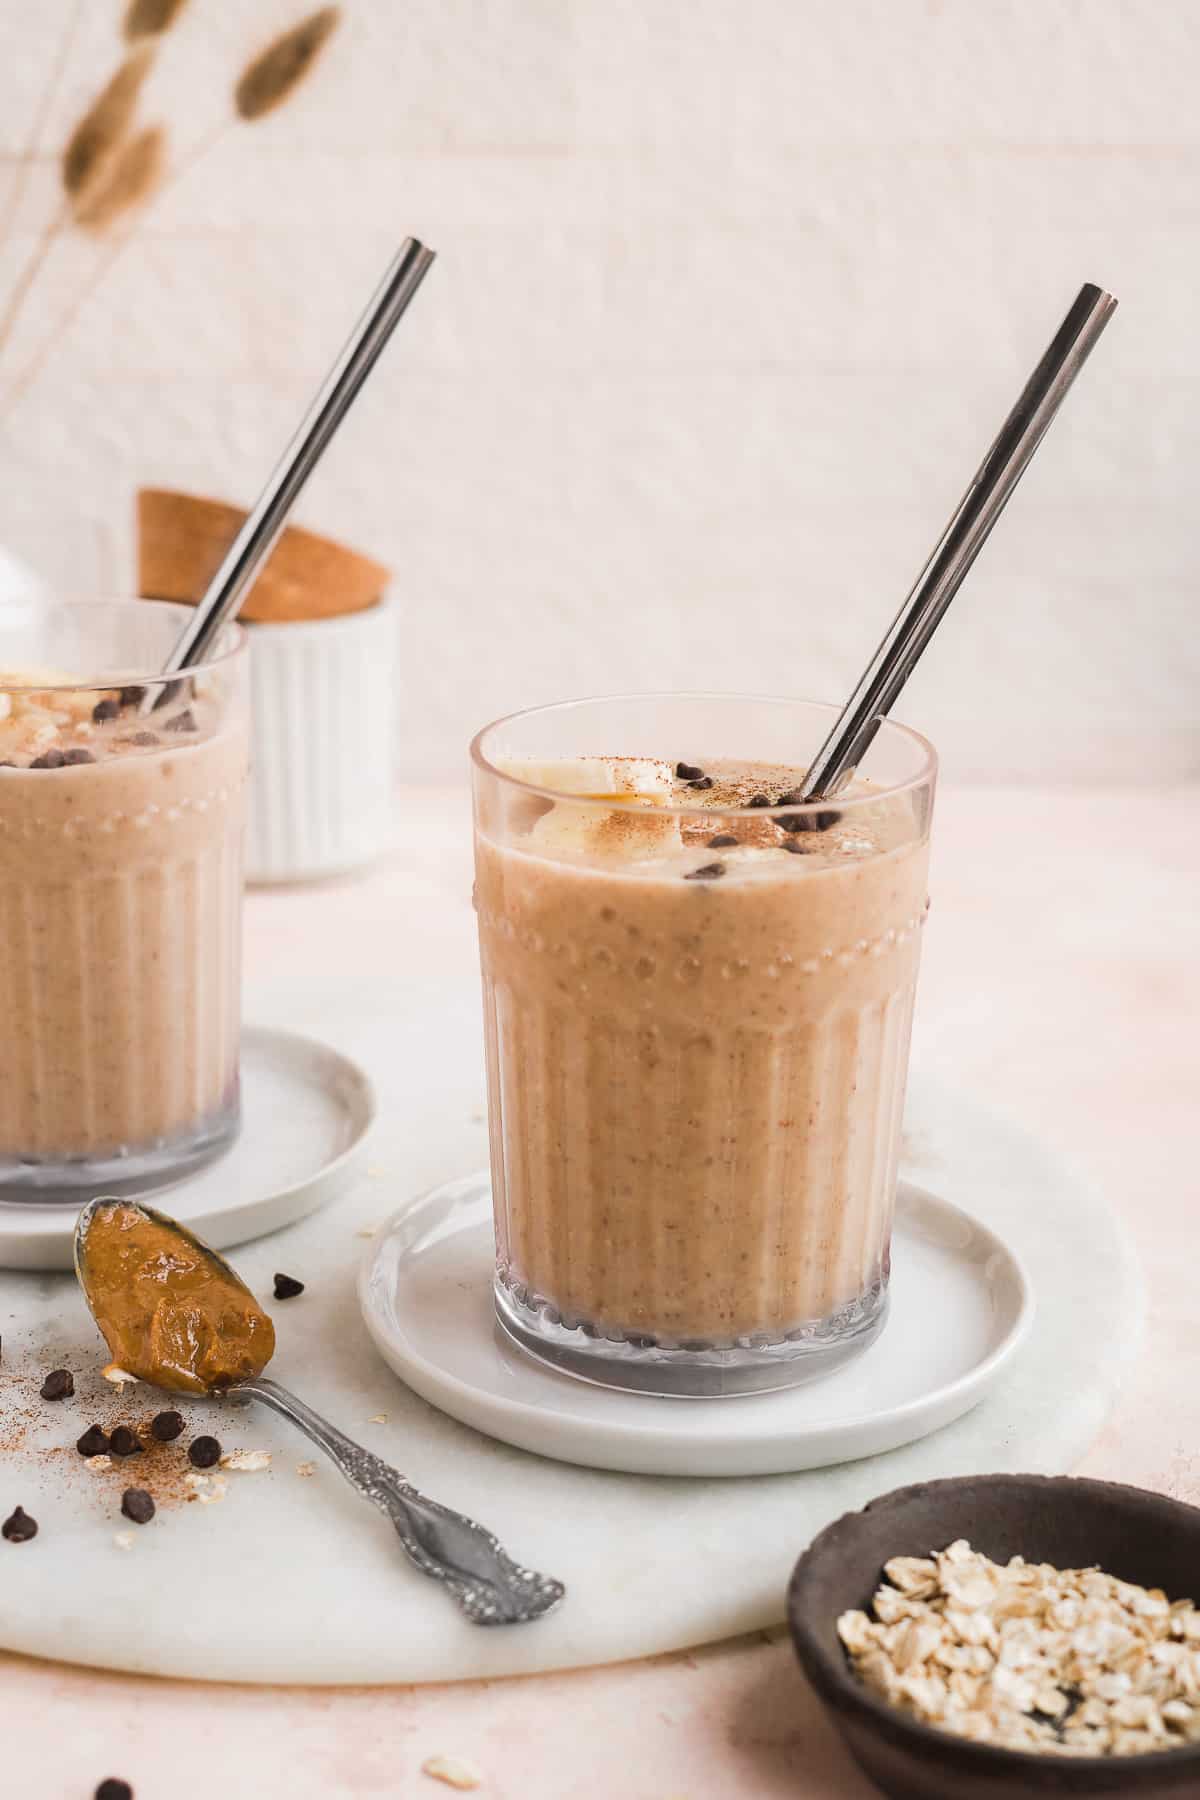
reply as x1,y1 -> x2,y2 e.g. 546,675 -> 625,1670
244,595 -> 396,884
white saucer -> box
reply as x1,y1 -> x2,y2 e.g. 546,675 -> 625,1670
359,1172 -> 1033,1478
0,1025 -> 375,1270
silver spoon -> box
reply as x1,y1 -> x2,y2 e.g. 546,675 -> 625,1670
73,1197 -> 565,1627
801,281 -> 1118,800
149,235 -> 436,692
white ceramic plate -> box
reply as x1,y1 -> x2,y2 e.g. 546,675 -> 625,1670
0,1025 -> 375,1270
359,1172 -> 1033,1479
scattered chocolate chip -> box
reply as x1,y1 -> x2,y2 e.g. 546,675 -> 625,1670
774,788 -> 805,806
150,1409 -> 184,1442
188,1434 -> 221,1469
781,839 -> 810,854
120,1489 -> 155,1525
125,730 -> 159,748
683,862 -> 726,881
273,1273 -> 305,1300
110,1426 -> 142,1458
76,1424 -> 111,1458
39,1368 -> 74,1401
63,747 -> 95,765
778,808 -> 842,835
92,698 -> 121,723
746,794 -> 770,808
163,708 -> 196,734
2,1505 -> 37,1542
95,1781 -> 134,1800
687,775 -> 714,791
119,686 -> 146,709
30,749 -> 65,769
706,834 -> 738,848
675,762 -> 704,781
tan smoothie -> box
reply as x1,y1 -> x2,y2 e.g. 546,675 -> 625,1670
475,757 -> 929,1347
0,673 -> 247,1177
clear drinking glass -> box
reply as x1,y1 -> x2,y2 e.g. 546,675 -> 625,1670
0,599 -> 249,1202
471,694 -> 937,1396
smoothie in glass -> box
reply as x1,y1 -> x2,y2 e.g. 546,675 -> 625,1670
0,601 -> 248,1201
472,694 -> 935,1396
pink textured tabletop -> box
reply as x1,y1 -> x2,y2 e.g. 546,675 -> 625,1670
5,783 -> 1198,1800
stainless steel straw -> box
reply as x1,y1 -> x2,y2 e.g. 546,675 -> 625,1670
801,281 -> 1117,800
159,236 -> 436,678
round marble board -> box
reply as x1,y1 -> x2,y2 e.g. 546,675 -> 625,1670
0,984 -> 1143,1686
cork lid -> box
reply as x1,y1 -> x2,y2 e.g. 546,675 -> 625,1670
137,488 -> 390,624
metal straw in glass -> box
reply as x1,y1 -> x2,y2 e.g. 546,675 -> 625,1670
802,281 -> 1117,800
159,236 -> 436,679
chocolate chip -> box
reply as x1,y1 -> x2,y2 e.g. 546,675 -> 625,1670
706,834 -> 738,848
151,678 -> 187,712
778,808 -> 842,835
110,1426 -> 142,1458
0,761 -> 14,768
39,1368 -> 74,1401
76,1424 -> 110,1457
63,747 -> 95,765
781,839 -> 810,854
119,686 -> 146,709
125,730 -> 159,748
675,763 -> 704,781
273,1273 -> 305,1300
2,1505 -> 37,1542
774,789 -> 805,806
95,1781 -> 134,1800
683,862 -> 726,881
188,1434 -> 221,1469
150,1409 -> 184,1442
120,1489 -> 155,1525
30,749 -> 65,769
746,794 -> 770,808
163,708 -> 196,734
92,698 -> 121,723
687,776 -> 713,791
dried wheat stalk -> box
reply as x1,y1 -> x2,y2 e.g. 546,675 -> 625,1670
235,7 -> 342,121
0,0 -> 85,255
74,126 -> 166,232
123,0 -> 189,39
0,5 -> 345,419
62,44 -> 155,202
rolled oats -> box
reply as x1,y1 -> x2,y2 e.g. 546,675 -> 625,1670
422,1754 -> 483,1790
838,1540 -> 1200,1757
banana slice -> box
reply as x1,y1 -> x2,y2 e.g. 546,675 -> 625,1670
497,756 -> 673,802
0,665 -> 118,756
497,757 -> 682,855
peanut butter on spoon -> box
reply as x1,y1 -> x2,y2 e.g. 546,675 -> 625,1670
75,1199 -> 275,1394
71,1196 -> 565,1624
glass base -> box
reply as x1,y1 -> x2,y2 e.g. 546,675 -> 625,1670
0,1095 -> 242,1206
493,1272 -> 889,1398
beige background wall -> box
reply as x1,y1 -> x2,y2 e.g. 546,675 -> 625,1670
0,0 -> 1195,782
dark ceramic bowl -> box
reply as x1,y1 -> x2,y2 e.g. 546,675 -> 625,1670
788,1475 -> 1200,1799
